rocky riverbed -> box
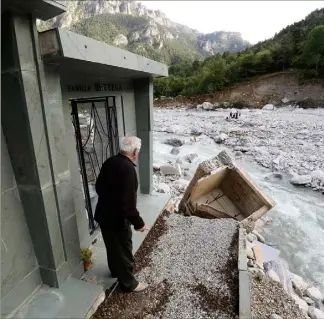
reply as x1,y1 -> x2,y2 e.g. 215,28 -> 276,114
154,106 -> 324,193
152,106 -> 324,318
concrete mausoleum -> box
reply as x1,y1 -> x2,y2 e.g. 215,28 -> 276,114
1,1 -> 170,317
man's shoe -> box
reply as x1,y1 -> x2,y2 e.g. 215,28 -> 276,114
133,282 -> 148,292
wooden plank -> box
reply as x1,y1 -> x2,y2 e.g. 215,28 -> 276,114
221,169 -> 264,216
190,167 -> 228,201
218,195 -> 241,218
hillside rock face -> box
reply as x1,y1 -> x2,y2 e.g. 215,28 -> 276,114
197,31 -> 250,54
48,1 -> 172,29
38,1 -> 249,63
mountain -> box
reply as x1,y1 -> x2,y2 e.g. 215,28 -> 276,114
197,31 -> 250,55
37,0 -> 250,64
153,8 -> 324,98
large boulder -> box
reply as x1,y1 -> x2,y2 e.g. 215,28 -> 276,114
160,164 -> 182,176
214,133 -> 228,144
263,104 -> 275,110
306,287 -> 323,301
157,183 -> 171,194
263,260 -> 293,294
290,273 -> 309,294
202,101 -> 214,110
308,307 -> 324,319
173,179 -> 190,191
291,293 -> 309,314
290,174 -> 312,186
270,314 -> 283,319
164,138 -> 184,147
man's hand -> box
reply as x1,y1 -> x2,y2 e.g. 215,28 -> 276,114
136,225 -> 149,232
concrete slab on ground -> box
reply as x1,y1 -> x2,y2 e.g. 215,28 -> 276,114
11,278 -> 104,319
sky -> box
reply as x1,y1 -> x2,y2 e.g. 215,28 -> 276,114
143,1 -> 324,44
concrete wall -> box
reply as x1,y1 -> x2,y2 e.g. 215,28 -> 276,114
43,64 -> 85,275
1,14 -> 87,311
1,128 -> 42,317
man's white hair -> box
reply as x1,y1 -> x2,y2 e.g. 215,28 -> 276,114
120,136 -> 142,154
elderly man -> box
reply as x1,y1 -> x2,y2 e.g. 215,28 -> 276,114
94,136 -> 148,292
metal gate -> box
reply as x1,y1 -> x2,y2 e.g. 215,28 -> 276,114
71,96 -> 120,234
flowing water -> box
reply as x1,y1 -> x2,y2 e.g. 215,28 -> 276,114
153,130 -> 324,291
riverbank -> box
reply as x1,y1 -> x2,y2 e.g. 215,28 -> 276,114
154,72 -> 324,109
152,107 -> 324,317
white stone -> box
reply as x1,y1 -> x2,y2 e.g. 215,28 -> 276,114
247,247 -> 255,259
263,104 -> 275,110
303,297 -> 315,305
214,133 -> 228,144
308,307 -> 324,319
270,314 -> 283,319
173,179 -> 189,191
290,273 -> 309,293
311,170 -> 324,183
252,230 -> 265,243
163,126 -> 180,134
247,233 -> 257,243
292,293 -> 309,313
282,97 -> 290,104
267,269 -> 281,283
157,183 -> 171,194
160,164 -> 182,176
153,163 -> 161,171
290,174 -> 312,186
306,287 -> 323,301
201,102 -> 214,110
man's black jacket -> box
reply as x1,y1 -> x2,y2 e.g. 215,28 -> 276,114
94,154 -> 145,230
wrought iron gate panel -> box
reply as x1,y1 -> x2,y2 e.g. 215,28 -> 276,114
71,97 -> 120,234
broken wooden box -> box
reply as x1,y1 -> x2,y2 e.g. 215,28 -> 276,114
178,151 -> 275,231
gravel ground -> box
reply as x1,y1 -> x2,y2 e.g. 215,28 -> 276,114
250,274 -> 306,319
93,212 -> 239,319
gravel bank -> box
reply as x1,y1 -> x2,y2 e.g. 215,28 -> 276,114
93,213 -> 239,319
251,274 -> 305,319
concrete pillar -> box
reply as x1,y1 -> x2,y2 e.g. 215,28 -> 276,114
42,64 -> 84,276
133,77 -> 153,194
1,13 -> 68,287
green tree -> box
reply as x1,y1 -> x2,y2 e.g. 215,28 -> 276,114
237,52 -> 255,77
254,50 -> 274,73
301,25 -> 324,74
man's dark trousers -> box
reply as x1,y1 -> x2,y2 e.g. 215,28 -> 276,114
99,220 -> 138,292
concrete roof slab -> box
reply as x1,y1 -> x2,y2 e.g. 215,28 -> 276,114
39,28 -> 168,78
